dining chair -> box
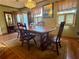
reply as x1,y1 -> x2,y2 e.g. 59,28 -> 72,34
50,21 -> 65,55
17,23 -> 21,38
19,24 -> 37,50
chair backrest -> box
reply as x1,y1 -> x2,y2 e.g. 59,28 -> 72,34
17,23 -> 25,39
17,23 -> 20,29
18,23 -> 30,40
23,23 -> 27,30
17,23 -> 23,29
56,22 -> 65,41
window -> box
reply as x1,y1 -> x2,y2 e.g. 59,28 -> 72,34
23,13 -> 28,28
66,14 -> 74,25
58,15 -> 65,24
58,13 -> 76,26
17,14 -> 21,23
57,0 -> 77,26
31,7 -> 43,24
16,13 -> 29,28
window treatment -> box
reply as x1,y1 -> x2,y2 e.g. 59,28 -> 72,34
56,0 -> 77,11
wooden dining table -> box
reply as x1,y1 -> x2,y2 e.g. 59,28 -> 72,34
25,26 -> 56,50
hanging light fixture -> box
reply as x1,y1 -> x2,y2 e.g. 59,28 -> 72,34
25,0 -> 36,9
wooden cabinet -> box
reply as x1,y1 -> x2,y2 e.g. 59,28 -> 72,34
7,26 -> 15,33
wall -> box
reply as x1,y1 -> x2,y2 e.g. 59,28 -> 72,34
43,2 -> 77,38
21,0 -> 78,38
75,0 -> 79,38
0,6 -> 18,34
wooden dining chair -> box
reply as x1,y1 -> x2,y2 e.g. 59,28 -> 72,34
17,23 -> 24,38
19,24 -> 37,50
50,21 -> 65,55
17,23 -> 21,38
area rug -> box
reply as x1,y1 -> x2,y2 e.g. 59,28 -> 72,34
0,38 -> 67,59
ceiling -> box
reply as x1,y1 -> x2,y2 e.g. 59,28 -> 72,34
0,0 -> 44,8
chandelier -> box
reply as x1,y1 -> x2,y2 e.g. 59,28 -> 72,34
25,0 -> 36,9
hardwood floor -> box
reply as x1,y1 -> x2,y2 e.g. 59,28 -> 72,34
0,33 -> 17,42
0,32 -> 79,59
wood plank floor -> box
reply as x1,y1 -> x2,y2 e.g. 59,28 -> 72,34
0,32 -> 79,59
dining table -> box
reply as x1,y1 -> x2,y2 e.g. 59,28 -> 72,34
25,26 -> 56,50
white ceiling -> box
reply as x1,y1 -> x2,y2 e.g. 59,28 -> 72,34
0,0 -> 44,8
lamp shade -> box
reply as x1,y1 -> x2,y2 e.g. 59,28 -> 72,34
25,0 -> 36,9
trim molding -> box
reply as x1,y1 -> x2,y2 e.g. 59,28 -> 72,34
0,4 -> 19,9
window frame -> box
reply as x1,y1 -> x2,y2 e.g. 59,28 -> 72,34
65,13 -> 76,26
58,13 -> 76,26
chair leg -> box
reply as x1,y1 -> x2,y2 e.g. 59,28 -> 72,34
59,42 -> 61,48
17,32 -> 20,38
21,41 -> 24,47
33,39 -> 37,47
56,43 -> 59,55
27,40 -> 30,50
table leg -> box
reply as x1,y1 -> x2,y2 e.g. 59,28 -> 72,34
39,33 -> 44,50
39,32 -> 50,50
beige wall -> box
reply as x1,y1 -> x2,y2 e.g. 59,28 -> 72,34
75,0 -> 79,38
0,6 -> 18,34
43,2 -> 78,38
21,0 -> 78,38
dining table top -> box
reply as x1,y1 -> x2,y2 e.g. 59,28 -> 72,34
26,26 -> 56,33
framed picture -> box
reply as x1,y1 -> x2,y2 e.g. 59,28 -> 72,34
4,12 -> 13,26
43,3 -> 54,18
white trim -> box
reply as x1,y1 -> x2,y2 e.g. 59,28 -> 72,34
58,9 -> 77,14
